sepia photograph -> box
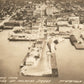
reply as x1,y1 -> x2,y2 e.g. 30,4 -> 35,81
0,0 -> 84,84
